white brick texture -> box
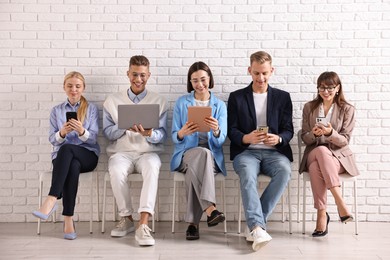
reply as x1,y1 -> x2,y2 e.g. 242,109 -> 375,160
1,1 -> 389,223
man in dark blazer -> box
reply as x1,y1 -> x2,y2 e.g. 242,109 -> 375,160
227,51 -> 293,251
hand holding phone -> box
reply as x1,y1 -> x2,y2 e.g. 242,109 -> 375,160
66,112 -> 78,122
316,117 -> 328,127
257,126 -> 269,134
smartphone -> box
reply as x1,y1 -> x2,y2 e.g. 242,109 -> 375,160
316,117 -> 328,126
257,126 -> 269,134
66,112 -> 78,122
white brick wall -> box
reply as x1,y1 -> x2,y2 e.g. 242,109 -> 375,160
1,1 -> 389,223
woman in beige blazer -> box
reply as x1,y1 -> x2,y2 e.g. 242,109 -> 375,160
299,71 -> 359,237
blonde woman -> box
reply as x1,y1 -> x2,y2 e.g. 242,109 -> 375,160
32,71 -> 100,240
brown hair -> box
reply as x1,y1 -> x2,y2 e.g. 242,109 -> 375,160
186,61 -> 214,93
63,71 -> 88,124
129,55 -> 150,68
308,71 -> 349,110
250,51 -> 272,66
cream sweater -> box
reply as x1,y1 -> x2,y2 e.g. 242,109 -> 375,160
104,89 -> 168,156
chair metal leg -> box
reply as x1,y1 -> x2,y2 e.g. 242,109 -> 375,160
288,183 -> 292,234
297,174 -> 301,223
221,179 -> 227,234
302,179 -> 307,234
89,173 -> 93,234
354,180 -> 358,235
151,184 -> 156,233
150,187 -> 158,233
156,189 -> 159,222
113,198 -> 117,221
37,178 -> 43,235
281,192 -> 285,223
96,172 -> 100,222
152,211 -> 155,233
101,176 -> 107,233
237,186 -> 242,234
171,180 -> 177,233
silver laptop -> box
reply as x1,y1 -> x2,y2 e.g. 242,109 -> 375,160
118,104 -> 159,129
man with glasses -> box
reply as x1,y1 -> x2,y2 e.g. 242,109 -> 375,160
227,51 -> 293,251
103,55 -> 168,246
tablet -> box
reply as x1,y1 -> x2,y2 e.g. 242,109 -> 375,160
187,106 -> 212,132
118,104 -> 159,130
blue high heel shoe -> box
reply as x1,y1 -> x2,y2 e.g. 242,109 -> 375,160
64,221 -> 77,240
32,203 -> 58,221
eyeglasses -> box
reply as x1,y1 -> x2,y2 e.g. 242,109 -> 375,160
130,73 -> 147,80
318,85 -> 338,92
190,77 -> 209,85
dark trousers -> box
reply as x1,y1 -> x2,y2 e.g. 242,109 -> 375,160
49,144 -> 98,216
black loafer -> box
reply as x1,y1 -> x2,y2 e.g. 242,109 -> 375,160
186,225 -> 199,240
207,210 -> 225,227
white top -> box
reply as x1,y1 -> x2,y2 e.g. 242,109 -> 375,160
318,103 -> 334,144
250,92 -> 274,150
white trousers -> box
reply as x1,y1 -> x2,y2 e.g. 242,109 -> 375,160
108,152 -> 161,217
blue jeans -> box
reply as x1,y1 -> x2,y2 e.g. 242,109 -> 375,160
233,149 -> 291,230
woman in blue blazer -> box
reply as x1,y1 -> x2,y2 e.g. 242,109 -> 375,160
170,61 -> 227,240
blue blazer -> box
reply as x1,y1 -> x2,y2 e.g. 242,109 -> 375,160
170,91 -> 227,176
227,83 -> 294,162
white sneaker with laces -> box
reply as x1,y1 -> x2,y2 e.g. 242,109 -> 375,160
135,224 -> 155,246
245,226 -> 254,242
251,226 -> 272,251
111,217 -> 135,237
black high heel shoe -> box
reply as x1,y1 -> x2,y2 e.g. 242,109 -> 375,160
339,214 -> 353,223
312,212 -> 330,237
338,209 -> 353,223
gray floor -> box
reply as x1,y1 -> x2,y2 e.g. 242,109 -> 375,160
1,220 -> 389,260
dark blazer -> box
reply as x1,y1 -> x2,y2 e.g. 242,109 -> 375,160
227,83 -> 294,161
298,101 -> 359,176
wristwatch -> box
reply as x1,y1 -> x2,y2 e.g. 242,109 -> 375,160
278,136 -> 282,144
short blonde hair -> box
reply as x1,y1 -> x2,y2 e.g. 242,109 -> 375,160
250,51 -> 272,66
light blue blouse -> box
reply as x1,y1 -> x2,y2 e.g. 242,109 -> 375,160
170,91 -> 227,175
49,99 -> 100,160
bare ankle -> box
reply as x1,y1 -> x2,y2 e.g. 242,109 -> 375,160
205,205 -> 216,216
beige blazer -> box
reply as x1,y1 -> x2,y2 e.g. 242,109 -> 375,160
298,102 -> 359,177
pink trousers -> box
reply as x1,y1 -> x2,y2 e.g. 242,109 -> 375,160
307,146 -> 345,210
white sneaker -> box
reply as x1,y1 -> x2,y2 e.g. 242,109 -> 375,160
251,226 -> 272,251
135,224 -> 155,246
111,217 -> 135,237
245,226 -> 254,242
